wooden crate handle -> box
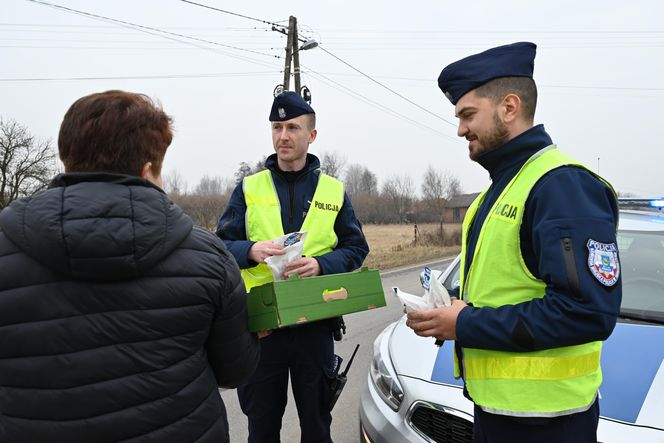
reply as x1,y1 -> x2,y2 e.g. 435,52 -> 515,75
322,287 -> 348,302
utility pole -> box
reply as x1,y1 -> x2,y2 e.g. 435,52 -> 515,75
291,17 -> 302,92
282,16 -> 296,91
272,15 -> 317,101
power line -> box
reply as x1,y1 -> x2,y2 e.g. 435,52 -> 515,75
301,64 -> 460,141
539,84 -> 664,92
5,37 -> 664,50
0,45 -> 279,52
317,45 -> 456,128
0,71 -> 279,82
298,44 -> 664,51
25,0 -> 281,61
3,61 -> 660,92
297,72 -> 664,93
0,38 -> 281,52
301,29 -> 664,35
171,2 -> 460,132
0,23 -> 261,30
5,24 -> 664,34
178,0 -> 286,29
178,1 -> 313,44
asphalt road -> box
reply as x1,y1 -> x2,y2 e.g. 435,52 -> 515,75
220,257 -> 454,442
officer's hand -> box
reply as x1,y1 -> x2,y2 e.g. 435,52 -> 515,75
257,330 -> 272,339
248,240 -> 285,264
283,257 -> 320,279
405,298 -> 467,340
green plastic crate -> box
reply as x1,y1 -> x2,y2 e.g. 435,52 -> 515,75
246,267 -> 385,332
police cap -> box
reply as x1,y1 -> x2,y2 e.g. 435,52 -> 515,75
437,42 -> 537,105
269,91 -> 315,121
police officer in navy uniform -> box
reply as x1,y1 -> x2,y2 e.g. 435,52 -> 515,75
406,42 -> 621,442
216,91 -> 369,442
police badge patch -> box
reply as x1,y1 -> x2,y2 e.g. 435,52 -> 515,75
278,107 -> 286,119
586,239 -> 620,286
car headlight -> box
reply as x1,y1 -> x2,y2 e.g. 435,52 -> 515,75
369,323 -> 404,411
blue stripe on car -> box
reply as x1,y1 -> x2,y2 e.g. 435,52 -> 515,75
430,340 -> 463,387
599,322 -> 664,423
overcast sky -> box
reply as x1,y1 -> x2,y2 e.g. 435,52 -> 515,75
2,0 -> 663,198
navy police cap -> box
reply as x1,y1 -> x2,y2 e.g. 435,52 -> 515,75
269,91 -> 315,121
437,42 -> 537,105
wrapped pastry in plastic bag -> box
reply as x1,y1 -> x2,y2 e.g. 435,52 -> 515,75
392,266 -> 451,313
264,231 -> 308,281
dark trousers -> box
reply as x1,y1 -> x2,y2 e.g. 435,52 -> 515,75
474,398 -> 600,443
237,322 -> 335,443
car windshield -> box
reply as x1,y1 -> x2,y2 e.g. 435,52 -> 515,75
617,230 -> 664,323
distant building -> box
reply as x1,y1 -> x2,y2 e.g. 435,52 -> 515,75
443,192 -> 480,223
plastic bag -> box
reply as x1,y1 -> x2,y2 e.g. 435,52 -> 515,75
392,266 -> 452,313
264,231 -> 307,281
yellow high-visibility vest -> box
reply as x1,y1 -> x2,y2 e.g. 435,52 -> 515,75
458,145 -> 617,417
241,169 -> 344,291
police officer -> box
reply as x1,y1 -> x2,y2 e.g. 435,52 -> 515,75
406,42 -> 621,442
216,91 -> 369,442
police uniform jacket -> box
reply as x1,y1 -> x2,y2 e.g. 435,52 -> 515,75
216,153 -> 369,275
456,125 -> 621,351
0,173 -> 259,443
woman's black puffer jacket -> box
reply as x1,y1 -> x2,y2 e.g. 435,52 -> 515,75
0,173 -> 259,443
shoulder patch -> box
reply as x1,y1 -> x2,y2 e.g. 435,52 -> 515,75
586,239 -> 620,286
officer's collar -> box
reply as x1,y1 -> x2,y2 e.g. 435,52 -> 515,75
266,153 -> 320,177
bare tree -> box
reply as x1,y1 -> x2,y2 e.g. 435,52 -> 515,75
420,166 -> 464,239
0,118 -> 56,209
421,166 -> 445,203
174,175 -> 233,229
344,164 -> 363,197
172,193 -> 229,231
381,174 -> 414,223
352,192 -> 382,224
360,168 -> 378,196
344,163 -> 378,197
162,169 -> 187,196
194,175 -> 232,196
319,150 -> 346,178
446,175 -> 462,199
421,165 -> 447,234
344,164 -> 364,197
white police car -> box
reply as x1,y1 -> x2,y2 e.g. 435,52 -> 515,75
360,201 -> 664,442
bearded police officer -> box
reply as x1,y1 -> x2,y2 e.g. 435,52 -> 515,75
406,42 -> 621,442
216,91 -> 369,442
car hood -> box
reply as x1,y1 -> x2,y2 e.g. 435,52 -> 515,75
390,318 -> 664,429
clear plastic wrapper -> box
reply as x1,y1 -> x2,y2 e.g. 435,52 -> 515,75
393,266 -> 451,313
264,231 -> 307,281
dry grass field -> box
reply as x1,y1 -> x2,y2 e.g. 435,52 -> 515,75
362,223 -> 461,271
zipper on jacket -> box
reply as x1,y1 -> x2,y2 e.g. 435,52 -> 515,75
561,237 -> 582,299
288,181 -> 295,228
